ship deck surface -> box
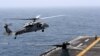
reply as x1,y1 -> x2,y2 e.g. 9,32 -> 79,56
41,36 -> 100,56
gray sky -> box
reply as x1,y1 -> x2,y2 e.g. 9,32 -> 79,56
0,0 -> 100,8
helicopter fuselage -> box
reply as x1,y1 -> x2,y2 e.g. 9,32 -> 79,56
4,15 -> 65,39
15,21 -> 49,36
4,21 -> 49,39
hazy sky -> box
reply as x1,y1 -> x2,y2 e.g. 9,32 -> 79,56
0,0 -> 100,8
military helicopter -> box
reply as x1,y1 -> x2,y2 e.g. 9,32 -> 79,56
4,15 -> 65,39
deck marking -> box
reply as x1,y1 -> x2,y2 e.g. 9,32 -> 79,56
77,43 -> 83,47
84,39 -> 89,42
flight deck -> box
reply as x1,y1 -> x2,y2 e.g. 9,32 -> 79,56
41,36 -> 100,56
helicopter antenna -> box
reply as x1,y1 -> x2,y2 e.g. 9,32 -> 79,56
41,15 -> 66,19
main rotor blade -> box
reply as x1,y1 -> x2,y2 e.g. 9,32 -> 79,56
10,15 -> 40,20
18,15 -> 65,20
6,15 -> 65,20
41,15 -> 66,19
10,18 -> 36,20
31,44 -> 61,46
31,42 -> 70,47
16,18 -> 34,20
36,15 -> 40,18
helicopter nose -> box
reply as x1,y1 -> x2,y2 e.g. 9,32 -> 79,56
43,23 -> 49,28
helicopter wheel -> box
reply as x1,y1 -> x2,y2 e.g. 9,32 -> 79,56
14,35 -> 17,39
42,29 -> 44,32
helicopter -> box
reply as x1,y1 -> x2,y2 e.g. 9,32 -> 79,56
4,15 -> 66,39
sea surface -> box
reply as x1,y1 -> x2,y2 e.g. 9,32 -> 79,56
0,7 -> 100,56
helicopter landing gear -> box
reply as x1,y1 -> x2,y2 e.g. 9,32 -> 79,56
42,29 -> 44,32
14,35 -> 17,39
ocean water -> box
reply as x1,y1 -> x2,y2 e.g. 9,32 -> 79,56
0,8 -> 100,56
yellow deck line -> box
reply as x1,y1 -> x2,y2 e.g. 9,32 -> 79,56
76,37 -> 100,56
